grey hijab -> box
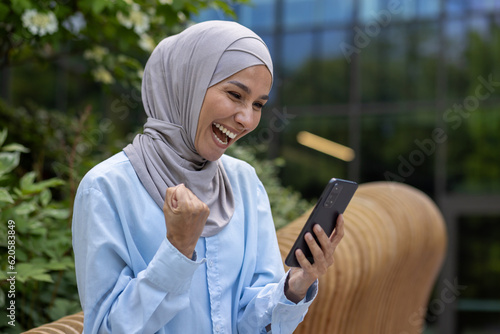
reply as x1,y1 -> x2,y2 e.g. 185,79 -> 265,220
123,21 -> 273,237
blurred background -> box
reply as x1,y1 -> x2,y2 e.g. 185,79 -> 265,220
1,0 -> 499,333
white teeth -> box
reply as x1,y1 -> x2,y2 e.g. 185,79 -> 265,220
213,123 -> 237,139
214,133 -> 228,145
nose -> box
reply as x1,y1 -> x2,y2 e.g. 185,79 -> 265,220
234,104 -> 255,131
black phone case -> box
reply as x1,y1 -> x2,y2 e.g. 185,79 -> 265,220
284,178 -> 358,267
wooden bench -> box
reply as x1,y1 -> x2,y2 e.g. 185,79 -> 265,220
24,182 -> 447,334
277,181 -> 447,333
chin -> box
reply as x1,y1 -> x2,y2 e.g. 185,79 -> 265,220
200,150 -> 225,162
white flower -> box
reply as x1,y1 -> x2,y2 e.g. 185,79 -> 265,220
177,12 -> 186,22
62,11 -> 86,35
83,46 -> 109,62
92,66 -> 115,84
117,4 -> 150,35
138,33 -> 155,52
21,9 -> 58,36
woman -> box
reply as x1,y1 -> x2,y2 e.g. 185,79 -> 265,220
72,20 -> 344,333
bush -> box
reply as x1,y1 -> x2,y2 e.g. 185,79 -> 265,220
0,128 -> 79,332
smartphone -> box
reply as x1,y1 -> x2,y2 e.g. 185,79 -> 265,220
284,178 -> 358,267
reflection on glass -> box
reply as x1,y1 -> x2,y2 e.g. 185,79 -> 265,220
445,19 -> 467,63
321,29 -> 349,59
282,32 -> 314,72
360,112 -> 436,194
359,0 -> 380,23
323,1 -> 353,24
446,0 -> 467,15
468,15 -> 490,36
458,215 -> 500,300
470,0 -> 496,12
283,0 -> 316,28
238,0 -> 275,30
447,109 -> 500,193
417,0 -> 441,18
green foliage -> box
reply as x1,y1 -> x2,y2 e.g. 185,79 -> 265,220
226,144 -> 312,230
1,0 -> 246,88
0,129 -> 79,332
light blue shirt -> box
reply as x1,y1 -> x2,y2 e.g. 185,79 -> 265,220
72,152 -> 317,334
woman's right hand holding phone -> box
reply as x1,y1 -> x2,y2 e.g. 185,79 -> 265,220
285,214 -> 345,303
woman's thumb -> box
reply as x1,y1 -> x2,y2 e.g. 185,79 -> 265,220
169,184 -> 184,209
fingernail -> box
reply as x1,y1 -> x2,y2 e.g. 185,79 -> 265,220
314,225 -> 322,232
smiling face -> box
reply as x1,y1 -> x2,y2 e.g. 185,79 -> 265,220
195,65 -> 272,161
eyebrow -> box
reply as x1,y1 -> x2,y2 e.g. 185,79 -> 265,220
227,80 -> 269,100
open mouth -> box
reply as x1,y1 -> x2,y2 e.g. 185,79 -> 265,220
212,122 -> 237,146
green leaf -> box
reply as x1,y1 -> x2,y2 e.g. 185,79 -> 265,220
47,298 -> 81,321
29,226 -> 48,236
0,151 -> 20,177
0,128 -> 7,147
15,248 -> 28,262
0,188 -> 14,204
14,201 -> 37,215
20,171 -> 36,191
20,172 -> 65,194
0,3 -> 9,21
31,273 -> 54,283
91,0 -> 108,14
39,188 -> 52,206
16,262 -> 50,283
43,208 -> 70,220
171,0 -> 186,11
11,0 -> 32,15
2,143 -> 30,153
0,286 -> 5,308
46,258 -> 74,271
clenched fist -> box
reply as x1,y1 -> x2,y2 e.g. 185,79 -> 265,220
163,184 -> 210,259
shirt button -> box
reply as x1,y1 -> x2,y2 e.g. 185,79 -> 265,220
215,324 -> 220,332
208,260 -> 214,267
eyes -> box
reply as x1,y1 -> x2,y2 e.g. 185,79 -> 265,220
227,91 -> 265,111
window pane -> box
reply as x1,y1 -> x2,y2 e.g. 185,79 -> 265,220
322,0 -> 353,24
360,111 -> 436,194
281,32 -> 314,72
405,22 -> 439,100
446,0 -> 467,15
359,0 -> 381,23
237,0 -> 276,30
378,24 -> 408,101
283,0 -> 316,28
445,19 -> 468,98
458,215 -> 500,306
447,108 -> 500,193
319,30 -> 349,103
457,311 -> 500,334
469,0 -> 496,12
321,29 -> 350,59
417,0 -> 441,18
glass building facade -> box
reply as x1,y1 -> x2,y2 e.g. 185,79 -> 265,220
198,0 -> 500,333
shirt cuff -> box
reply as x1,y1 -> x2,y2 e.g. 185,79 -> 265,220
144,237 -> 205,294
269,271 -> 318,333
280,270 -> 318,306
